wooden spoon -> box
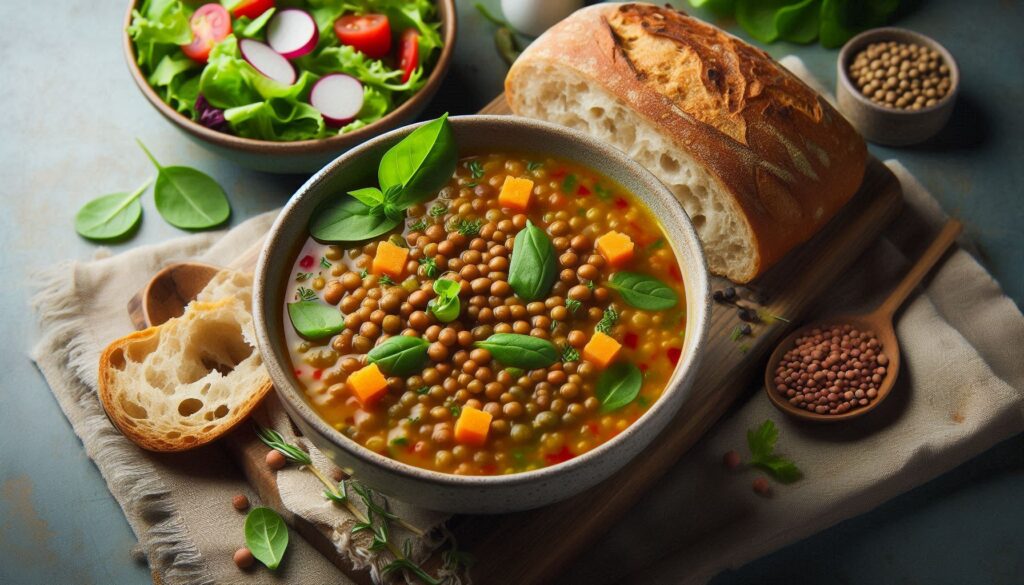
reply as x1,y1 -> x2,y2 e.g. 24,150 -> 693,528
764,218 -> 963,422
130,262 -> 221,327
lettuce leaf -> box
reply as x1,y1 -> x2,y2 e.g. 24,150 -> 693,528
297,45 -> 424,92
224,98 -> 326,141
128,0 -> 192,68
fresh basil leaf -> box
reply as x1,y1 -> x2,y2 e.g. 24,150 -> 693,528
244,507 -> 289,570
137,140 -> 231,230
774,0 -> 820,44
595,362 -> 642,412
474,333 -> 558,370
508,220 -> 558,302
74,178 -> 152,241
349,187 -> 385,206
378,114 -> 457,207
607,271 -> 679,311
310,197 -> 401,243
287,301 -> 345,340
428,278 -> 461,323
368,335 -> 430,376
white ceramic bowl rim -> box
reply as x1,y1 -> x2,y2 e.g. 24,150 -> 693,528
837,26 -> 960,116
253,115 -> 711,488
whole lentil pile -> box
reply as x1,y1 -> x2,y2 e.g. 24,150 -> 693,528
773,324 -> 889,415
285,154 -> 688,474
848,41 -> 952,110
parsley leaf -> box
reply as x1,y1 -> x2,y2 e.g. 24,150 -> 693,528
747,420 -> 802,483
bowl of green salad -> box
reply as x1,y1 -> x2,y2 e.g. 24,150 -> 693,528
123,0 -> 456,174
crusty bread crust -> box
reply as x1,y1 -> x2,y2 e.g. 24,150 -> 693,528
506,3 -> 867,282
98,275 -> 271,452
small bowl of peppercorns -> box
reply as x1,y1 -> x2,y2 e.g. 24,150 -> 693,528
836,27 -> 959,146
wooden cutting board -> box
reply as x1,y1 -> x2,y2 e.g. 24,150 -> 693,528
129,95 -> 902,584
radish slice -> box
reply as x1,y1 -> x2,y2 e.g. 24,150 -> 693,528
310,74 -> 364,127
239,39 -> 296,85
267,9 -> 319,59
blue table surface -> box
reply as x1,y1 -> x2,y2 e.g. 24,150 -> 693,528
1,1 -> 1021,583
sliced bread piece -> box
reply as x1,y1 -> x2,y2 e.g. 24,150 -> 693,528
98,270 -> 271,451
506,3 -> 867,282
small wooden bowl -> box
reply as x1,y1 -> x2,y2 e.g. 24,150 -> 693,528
763,313 -> 901,423
836,27 -> 959,146
122,0 -> 456,174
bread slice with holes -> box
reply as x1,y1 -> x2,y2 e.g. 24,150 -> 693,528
505,3 -> 867,282
98,270 -> 271,452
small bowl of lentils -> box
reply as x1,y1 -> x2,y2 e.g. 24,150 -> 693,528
836,27 -> 959,146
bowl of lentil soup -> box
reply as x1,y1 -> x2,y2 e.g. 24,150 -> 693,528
253,115 -> 710,513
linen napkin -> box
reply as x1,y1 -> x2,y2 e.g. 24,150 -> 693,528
30,58 -> 1024,585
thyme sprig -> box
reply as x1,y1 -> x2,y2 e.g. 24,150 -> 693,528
253,424 -> 472,584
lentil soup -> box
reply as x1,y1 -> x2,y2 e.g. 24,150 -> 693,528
283,152 -> 687,475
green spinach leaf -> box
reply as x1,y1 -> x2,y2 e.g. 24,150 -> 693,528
428,278 -> 461,323
595,363 -> 642,412
367,335 -> 430,376
287,301 -> 345,340
474,333 -> 558,369
378,114 -> 457,207
508,220 -> 558,302
137,140 -> 230,230
244,507 -> 289,570
310,196 -> 402,243
74,178 -> 152,241
607,272 -> 679,311
774,0 -> 821,44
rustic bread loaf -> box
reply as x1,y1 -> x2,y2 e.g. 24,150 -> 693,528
505,3 -> 867,282
98,270 -> 271,451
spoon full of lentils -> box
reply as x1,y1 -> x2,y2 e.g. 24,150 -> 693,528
764,218 -> 962,422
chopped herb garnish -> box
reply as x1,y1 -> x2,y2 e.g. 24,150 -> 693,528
595,306 -> 619,334
448,404 -> 461,417
378,274 -> 394,286
416,386 -> 430,395
729,325 -> 744,342
647,238 -> 665,251
758,309 -> 791,324
408,416 -> 420,424
527,161 -> 541,172
456,219 -> 482,236
418,256 -> 438,278
390,437 -> 408,446
296,287 -> 318,302
359,269 -> 369,278
408,218 -> 428,232
586,279 -> 596,290
466,182 -> 478,188
504,367 -> 524,378
468,159 -> 485,179
429,204 -> 448,217
562,345 -> 580,362
747,420 -> 802,483
550,320 -> 560,333
320,257 -> 332,270
296,272 -> 313,281
594,184 -> 613,201
561,174 -> 578,193
565,298 -> 582,314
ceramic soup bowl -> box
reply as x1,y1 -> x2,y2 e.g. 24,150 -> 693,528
253,116 -> 710,513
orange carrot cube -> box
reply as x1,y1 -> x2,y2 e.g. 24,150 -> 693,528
498,176 -> 534,211
347,363 -> 389,408
595,231 -> 635,269
454,406 -> 493,446
372,240 -> 409,279
582,331 -> 622,369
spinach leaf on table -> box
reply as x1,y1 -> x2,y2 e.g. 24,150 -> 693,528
137,140 -> 231,230
244,507 -> 289,570
74,178 -> 153,241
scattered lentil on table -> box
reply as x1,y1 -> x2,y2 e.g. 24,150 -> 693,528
232,494 -> 250,511
773,324 -> 888,415
848,41 -> 952,110
234,547 -> 255,570
284,153 -> 689,475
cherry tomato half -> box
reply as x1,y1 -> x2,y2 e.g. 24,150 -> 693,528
230,0 -> 274,20
334,14 -> 391,60
180,4 -> 232,63
398,28 -> 420,83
